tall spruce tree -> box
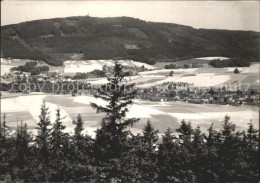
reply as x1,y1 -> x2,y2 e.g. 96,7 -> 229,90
1,113 -> 11,146
91,62 -> 139,159
246,122 -> 258,149
50,109 -> 67,157
91,62 -> 139,182
50,108 -> 67,156
10,122 -> 32,182
142,119 -> 159,147
35,100 -> 51,159
221,115 -> 236,139
16,122 -> 31,165
157,128 -> 182,182
35,100 -> 52,181
191,126 -> 210,182
68,114 -> 95,182
72,114 -> 84,146
205,123 -> 221,147
176,119 -> 193,143
72,113 -> 93,153
49,108 -> 69,182
218,115 -> 238,181
204,123 -> 222,182
121,133 -> 158,182
175,120 -> 196,182
243,122 -> 259,181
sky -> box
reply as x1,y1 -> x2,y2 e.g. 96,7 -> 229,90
1,1 -> 259,32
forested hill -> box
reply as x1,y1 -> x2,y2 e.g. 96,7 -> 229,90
1,16 -> 259,66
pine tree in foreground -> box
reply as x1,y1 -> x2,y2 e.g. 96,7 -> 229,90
91,62 -> 139,181
49,108 -> 69,181
157,128 -> 181,182
72,113 -> 93,158
120,121 -> 159,182
0,110 -> 259,182
16,122 -> 31,165
72,113 -> 85,147
242,122 -> 259,181
50,108 -> 67,158
91,62 -> 139,159
191,126 -> 209,182
1,113 -> 11,146
142,119 -> 159,148
35,100 -> 52,182
218,115 -> 240,182
67,114 -> 95,182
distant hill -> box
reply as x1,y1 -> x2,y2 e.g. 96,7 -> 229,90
1,16 -> 259,66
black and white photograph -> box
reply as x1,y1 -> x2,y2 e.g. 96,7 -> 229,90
0,1 -> 259,182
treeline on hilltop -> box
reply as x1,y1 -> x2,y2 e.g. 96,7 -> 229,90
0,63 -> 259,182
164,57 -> 253,69
209,57 -> 252,68
72,69 -> 106,79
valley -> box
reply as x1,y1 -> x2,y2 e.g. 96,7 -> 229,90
1,57 -> 259,138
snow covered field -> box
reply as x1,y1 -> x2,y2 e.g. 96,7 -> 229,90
1,65 -> 13,76
1,95 -> 73,130
136,74 -> 232,88
1,95 -> 258,137
195,57 -> 229,60
64,59 -> 156,74
135,63 -> 259,88
139,68 -> 198,75
177,75 -> 231,87
240,63 -> 259,74
73,96 -> 164,118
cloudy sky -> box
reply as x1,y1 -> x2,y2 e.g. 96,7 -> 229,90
1,1 -> 259,31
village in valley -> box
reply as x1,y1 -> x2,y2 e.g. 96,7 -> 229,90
1,56 -> 259,135
1,57 -> 259,106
